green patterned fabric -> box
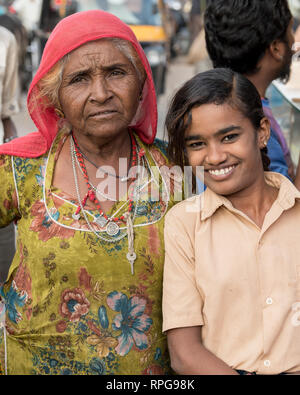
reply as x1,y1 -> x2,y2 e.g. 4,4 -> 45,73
0,130 -> 178,375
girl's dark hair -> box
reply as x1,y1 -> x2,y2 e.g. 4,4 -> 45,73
166,68 -> 270,171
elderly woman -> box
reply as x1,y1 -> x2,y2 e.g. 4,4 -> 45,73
0,10 -> 177,375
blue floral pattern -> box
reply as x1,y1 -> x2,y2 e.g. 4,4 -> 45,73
107,291 -> 153,356
0,281 -> 27,324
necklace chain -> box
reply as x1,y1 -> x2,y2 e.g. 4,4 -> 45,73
72,131 -> 140,223
70,135 -> 143,242
74,155 -> 118,202
75,140 -> 133,181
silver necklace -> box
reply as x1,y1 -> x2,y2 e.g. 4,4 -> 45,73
70,137 -> 141,242
74,136 -> 132,182
73,151 -> 118,202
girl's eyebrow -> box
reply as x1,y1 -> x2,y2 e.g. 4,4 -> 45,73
185,125 -> 242,142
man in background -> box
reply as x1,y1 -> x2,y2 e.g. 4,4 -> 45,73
11,0 -> 42,33
205,0 -> 297,183
189,0 -> 206,44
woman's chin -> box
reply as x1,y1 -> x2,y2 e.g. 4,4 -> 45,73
78,125 -> 129,139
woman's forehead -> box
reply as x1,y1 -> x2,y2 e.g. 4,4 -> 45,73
66,40 -> 134,70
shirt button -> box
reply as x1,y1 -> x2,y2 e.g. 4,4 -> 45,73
266,297 -> 273,305
264,360 -> 271,367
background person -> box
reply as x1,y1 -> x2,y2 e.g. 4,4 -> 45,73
189,0 -> 206,45
205,0 -> 297,183
163,68 -> 300,375
289,0 -> 300,29
11,0 -> 43,33
0,12 -> 29,91
0,24 -> 19,285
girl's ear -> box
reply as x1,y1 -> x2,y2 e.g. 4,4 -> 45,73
257,117 -> 271,149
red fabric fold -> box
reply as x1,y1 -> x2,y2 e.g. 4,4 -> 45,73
0,10 -> 157,157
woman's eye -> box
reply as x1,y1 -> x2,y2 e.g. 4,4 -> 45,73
223,133 -> 238,142
70,74 -> 87,84
110,69 -> 126,77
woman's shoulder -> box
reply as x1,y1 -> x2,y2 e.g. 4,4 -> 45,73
152,138 -> 168,156
11,153 -> 48,169
0,155 -> 15,186
0,154 -> 13,168
6,153 -> 49,185
146,138 -> 172,167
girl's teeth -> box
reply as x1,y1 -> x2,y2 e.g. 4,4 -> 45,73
209,166 -> 234,176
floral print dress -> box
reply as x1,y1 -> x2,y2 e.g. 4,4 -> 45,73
0,130 -> 178,375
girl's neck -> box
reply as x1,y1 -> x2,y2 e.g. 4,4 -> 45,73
226,175 -> 278,228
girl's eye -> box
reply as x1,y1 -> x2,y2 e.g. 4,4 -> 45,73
188,141 -> 205,149
223,133 -> 239,142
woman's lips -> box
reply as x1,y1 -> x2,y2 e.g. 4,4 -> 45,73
206,165 -> 237,180
88,110 -> 117,119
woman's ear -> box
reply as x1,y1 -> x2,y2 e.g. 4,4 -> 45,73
138,78 -> 146,102
257,117 -> 271,149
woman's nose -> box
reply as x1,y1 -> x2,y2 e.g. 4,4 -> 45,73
89,76 -> 113,103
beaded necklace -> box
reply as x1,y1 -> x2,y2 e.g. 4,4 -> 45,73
71,131 -> 145,236
76,140 -> 134,182
69,133 -> 145,274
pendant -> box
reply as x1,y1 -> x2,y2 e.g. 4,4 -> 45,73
106,221 -> 120,236
127,252 -> 137,275
72,213 -> 81,220
94,215 -> 108,228
120,176 -> 130,182
136,205 -> 148,216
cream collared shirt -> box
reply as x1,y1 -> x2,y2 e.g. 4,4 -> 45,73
163,172 -> 300,374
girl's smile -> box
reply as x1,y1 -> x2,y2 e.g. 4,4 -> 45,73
185,103 -> 269,197
206,164 -> 237,180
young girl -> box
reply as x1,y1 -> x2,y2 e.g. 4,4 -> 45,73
162,68 -> 300,375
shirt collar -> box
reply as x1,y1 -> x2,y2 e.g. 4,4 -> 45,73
200,172 -> 300,221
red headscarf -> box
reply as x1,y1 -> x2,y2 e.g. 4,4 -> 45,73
0,10 -> 157,157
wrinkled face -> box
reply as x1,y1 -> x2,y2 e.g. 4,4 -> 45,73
185,103 -> 268,197
58,40 -> 142,139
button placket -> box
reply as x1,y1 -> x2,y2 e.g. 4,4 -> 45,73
266,297 -> 273,305
264,360 -> 271,368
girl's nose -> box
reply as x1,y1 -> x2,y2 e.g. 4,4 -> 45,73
205,144 -> 227,166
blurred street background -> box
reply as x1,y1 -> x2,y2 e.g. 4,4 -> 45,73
0,0 -> 300,153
